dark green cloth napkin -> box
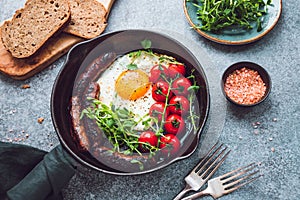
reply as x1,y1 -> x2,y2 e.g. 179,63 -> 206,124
0,142 -> 77,200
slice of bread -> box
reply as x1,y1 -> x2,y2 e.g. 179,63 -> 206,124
1,0 -> 71,58
64,0 -> 107,39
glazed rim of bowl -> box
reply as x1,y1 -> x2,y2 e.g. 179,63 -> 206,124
221,61 -> 271,106
51,29 -> 210,175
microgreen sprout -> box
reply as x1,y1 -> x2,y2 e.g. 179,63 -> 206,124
187,72 -> 200,133
82,98 -> 152,155
192,0 -> 272,32
141,39 -> 152,49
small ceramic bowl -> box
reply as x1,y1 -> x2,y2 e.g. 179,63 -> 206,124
221,61 -> 271,106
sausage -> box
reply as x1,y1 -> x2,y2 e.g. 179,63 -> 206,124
81,82 -> 100,108
70,82 -> 101,151
70,96 -> 90,151
73,52 -> 116,97
70,51 -> 114,151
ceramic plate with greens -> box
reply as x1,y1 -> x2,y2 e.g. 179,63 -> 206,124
184,0 -> 282,45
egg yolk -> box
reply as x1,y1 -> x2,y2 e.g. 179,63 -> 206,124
115,69 -> 150,101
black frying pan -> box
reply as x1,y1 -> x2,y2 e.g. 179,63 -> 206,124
51,30 -> 210,175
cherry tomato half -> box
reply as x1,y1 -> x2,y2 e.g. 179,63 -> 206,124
168,63 -> 186,79
168,96 -> 190,116
159,134 -> 181,155
149,64 -> 169,83
152,81 -> 173,102
172,77 -> 192,96
138,131 -> 158,152
164,114 -> 185,135
149,102 -> 169,122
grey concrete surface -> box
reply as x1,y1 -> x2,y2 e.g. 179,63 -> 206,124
1,0 -> 299,200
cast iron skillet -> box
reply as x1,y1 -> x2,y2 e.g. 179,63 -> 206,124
51,30 -> 210,175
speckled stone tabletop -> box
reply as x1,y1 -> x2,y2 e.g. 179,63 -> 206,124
1,0 -> 299,200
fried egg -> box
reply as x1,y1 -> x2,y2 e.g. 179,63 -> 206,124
97,51 -> 169,130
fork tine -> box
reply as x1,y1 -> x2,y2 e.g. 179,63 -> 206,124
221,163 -> 257,183
192,142 -> 223,172
223,170 -> 260,189
219,162 -> 256,179
195,144 -> 227,175
202,148 -> 231,180
224,174 -> 262,195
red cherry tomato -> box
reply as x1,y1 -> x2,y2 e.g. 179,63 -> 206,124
138,131 -> 158,152
168,63 -> 186,79
164,114 -> 185,135
149,102 -> 169,122
168,96 -> 190,116
172,77 -> 192,96
149,64 -> 169,83
159,134 -> 180,155
152,81 -> 173,102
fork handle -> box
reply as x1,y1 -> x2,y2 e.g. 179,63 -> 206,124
181,189 -> 209,200
173,185 -> 193,200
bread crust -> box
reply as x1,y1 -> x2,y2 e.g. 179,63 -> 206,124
64,0 -> 107,39
0,0 -> 71,58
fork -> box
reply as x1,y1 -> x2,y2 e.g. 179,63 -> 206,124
181,162 -> 262,200
173,143 -> 230,200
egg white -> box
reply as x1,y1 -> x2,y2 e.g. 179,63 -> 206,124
97,51 -> 169,131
